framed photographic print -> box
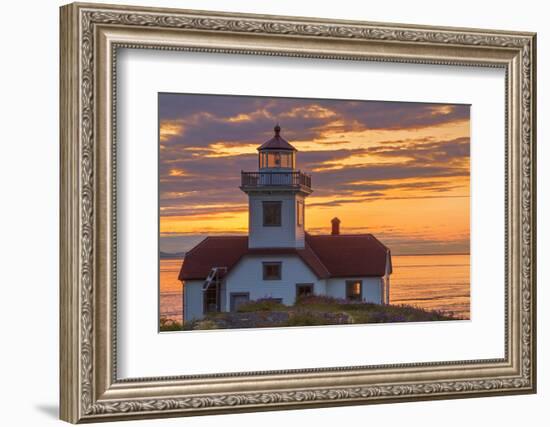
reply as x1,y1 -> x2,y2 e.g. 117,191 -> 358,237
60,2 -> 537,423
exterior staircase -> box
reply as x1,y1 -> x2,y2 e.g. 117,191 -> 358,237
202,267 -> 227,291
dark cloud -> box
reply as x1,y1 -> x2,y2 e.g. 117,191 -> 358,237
372,137 -> 470,162
312,162 -> 468,194
308,193 -> 468,209
320,101 -> 470,130
161,203 -> 247,217
160,228 -> 470,255
159,136 -> 470,215
159,93 -> 470,151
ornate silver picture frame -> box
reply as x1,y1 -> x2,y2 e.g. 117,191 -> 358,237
60,2 -> 536,423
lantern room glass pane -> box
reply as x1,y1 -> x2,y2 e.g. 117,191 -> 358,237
281,152 -> 294,168
260,151 -> 295,169
263,152 -> 274,168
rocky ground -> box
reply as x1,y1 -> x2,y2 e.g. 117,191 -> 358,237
160,295 -> 457,332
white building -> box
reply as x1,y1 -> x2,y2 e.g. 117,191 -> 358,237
178,125 -> 392,322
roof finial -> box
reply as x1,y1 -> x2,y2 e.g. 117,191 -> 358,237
274,123 -> 281,136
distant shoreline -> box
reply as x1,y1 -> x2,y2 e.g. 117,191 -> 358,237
159,252 -> 186,260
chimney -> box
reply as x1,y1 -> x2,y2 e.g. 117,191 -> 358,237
331,217 -> 341,235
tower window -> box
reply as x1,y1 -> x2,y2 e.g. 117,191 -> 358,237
297,200 -> 304,227
263,201 -> 282,226
263,262 -> 282,280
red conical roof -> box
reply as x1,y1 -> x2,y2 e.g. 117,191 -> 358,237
257,124 -> 297,151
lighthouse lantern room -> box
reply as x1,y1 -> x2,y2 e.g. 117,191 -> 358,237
240,125 -> 312,249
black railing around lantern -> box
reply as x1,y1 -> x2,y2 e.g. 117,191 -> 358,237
241,171 -> 312,190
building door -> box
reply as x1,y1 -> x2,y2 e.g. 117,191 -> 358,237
203,284 -> 219,313
230,292 -> 250,312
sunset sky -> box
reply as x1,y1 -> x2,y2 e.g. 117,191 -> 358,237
159,93 -> 470,255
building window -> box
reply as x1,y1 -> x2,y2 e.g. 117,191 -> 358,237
263,201 -> 282,226
346,280 -> 362,301
296,200 -> 304,227
296,283 -> 314,298
263,262 -> 282,280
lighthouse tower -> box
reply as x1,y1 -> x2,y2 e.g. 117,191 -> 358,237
240,125 -> 313,249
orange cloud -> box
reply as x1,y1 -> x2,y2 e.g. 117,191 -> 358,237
160,120 -> 184,142
168,168 -> 189,177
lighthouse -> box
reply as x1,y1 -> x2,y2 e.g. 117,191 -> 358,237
240,124 -> 313,249
179,124 -> 392,322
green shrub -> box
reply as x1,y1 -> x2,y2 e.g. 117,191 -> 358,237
161,299 -> 456,332
284,311 -> 326,326
295,295 -> 346,306
237,298 -> 286,313
159,317 -> 183,331
194,320 -> 219,330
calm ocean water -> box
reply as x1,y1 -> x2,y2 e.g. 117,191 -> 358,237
388,254 -> 470,319
159,258 -> 185,323
159,254 -> 470,323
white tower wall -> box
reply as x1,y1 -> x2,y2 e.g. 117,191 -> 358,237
247,192 -> 306,248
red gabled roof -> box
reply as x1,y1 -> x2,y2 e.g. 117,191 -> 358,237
305,233 -> 390,278
178,233 -> 390,281
178,236 -> 248,281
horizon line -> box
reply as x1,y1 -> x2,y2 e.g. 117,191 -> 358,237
160,250 -> 470,257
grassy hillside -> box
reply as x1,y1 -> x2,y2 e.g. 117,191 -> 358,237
160,295 -> 457,331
